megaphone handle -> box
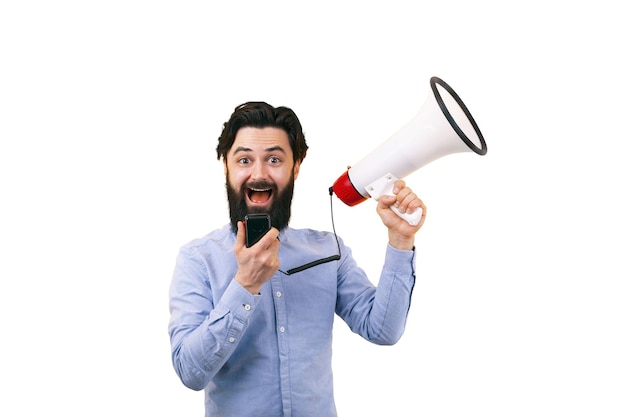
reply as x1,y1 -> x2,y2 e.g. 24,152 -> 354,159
390,204 -> 423,226
365,173 -> 422,226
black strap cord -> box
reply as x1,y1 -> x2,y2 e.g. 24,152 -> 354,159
278,187 -> 342,276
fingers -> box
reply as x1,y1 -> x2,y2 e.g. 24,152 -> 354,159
258,227 -> 280,250
387,180 -> 425,216
234,225 -> 281,293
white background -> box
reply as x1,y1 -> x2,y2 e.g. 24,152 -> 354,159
1,1 -> 624,416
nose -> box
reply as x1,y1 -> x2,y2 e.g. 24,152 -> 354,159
250,161 -> 268,181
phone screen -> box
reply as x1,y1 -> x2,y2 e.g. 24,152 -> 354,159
244,214 -> 271,247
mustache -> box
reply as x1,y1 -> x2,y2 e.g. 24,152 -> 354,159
243,181 -> 277,192
226,169 -> 296,233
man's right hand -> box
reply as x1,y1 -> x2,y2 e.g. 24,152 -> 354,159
233,221 -> 281,294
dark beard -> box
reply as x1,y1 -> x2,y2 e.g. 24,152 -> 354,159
226,175 -> 295,233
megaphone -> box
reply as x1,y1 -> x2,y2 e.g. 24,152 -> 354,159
331,76 -> 487,225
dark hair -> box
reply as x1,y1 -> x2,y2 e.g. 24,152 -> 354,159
216,101 -> 308,163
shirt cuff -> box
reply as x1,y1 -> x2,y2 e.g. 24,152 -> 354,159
219,279 -> 262,320
384,243 -> 416,275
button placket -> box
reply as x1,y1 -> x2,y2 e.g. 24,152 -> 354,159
272,279 -> 287,338
270,274 -> 291,413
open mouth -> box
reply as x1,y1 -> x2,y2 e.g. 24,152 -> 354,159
246,187 -> 273,205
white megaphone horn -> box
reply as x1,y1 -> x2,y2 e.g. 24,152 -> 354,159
331,76 -> 487,226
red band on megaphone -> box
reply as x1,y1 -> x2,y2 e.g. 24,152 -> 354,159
332,170 -> 367,206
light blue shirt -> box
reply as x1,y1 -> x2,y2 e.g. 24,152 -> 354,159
168,225 -> 416,417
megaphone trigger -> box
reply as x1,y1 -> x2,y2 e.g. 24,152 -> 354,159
365,173 -> 422,226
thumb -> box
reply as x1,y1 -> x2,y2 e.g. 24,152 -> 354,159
378,194 -> 397,208
236,221 -> 246,247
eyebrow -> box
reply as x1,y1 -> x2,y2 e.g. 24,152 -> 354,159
232,145 -> 287,155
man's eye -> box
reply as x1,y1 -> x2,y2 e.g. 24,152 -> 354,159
238,157 -> 251,164
269,156 -> 280,164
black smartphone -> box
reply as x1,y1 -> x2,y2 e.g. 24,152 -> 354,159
244,214 -> 271,248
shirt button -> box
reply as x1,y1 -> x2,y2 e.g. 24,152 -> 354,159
244,304 -> 251,311
228,337 -> 235,343
276,291 -> 282,297
279,326 -> 285,333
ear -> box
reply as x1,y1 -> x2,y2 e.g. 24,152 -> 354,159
223,158 -> 228,176
293,160 -> 301,180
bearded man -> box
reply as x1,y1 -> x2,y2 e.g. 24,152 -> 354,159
168,101 -> 426,417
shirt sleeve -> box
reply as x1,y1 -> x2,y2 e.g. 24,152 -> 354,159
336,243 -> 416,345
168,246 -> 260,391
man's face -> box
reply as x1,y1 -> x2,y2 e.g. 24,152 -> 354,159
224,127 -> 301,231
